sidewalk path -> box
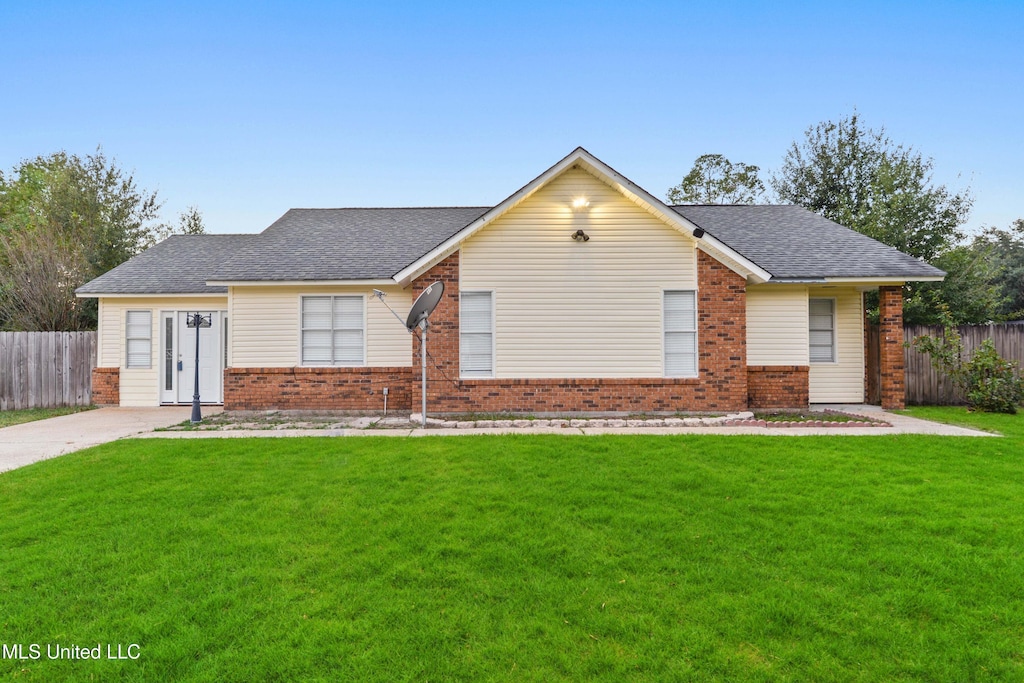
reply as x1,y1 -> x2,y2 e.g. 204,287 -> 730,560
0,407 -> 199,473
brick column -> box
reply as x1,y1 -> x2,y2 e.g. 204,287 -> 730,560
878,286 -> 905,410
696,250 -> 748,411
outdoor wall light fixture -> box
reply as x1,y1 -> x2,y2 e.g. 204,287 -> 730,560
571,197 -> 590,212
692,227 -> 705,238
571,229 -> 590,242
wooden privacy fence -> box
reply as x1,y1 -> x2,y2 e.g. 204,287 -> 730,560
902,324 -> 1024,405
0,331 -> 97,410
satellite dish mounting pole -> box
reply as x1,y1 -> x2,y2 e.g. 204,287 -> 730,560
420,319 -> 428,428
386,279 -> 444,430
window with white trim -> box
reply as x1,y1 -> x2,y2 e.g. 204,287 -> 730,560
809,298 -> 836,363
301,296 -> 364,365
664,291 -> 698,377
460,291 -> 493,378
125,310 -> 152,369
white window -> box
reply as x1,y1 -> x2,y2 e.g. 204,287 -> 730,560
460,291 -> 493,378
809,298 -> 836,363
301,296 -> 364,365
664,291 -> 698,377
125,310 -> 152,369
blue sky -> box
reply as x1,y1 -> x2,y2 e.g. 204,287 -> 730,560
1,1 -> 1021,235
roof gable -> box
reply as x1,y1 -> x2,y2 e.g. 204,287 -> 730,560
393,147 -> 772,286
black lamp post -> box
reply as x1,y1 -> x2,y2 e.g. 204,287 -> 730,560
186,312 -> 212,424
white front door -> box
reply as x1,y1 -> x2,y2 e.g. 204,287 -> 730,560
161,311 -> 224,404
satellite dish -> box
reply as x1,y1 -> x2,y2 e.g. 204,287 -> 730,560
406,281 -> 444,330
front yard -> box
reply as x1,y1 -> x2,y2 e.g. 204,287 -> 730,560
1,408 -> 1021,681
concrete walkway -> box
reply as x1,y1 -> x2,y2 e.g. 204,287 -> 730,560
813,404 -> 993,437
0,407 -> 199,473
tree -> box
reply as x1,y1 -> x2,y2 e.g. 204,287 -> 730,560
177,205 -> 206,235
773,112 -> 976,323
0,150 -> 166,330
905,242 -> 1005,325
971,219 -> 1024,320
666,154 -> 766,204
0,228 -> 90,331
773,112 -> 971,262
153,205 -> 207,242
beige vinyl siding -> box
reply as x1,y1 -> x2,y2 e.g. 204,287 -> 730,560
98,298 -> 120,367
230,287 -> 299,367
97,295 -> 227,406
808,287 -> 865,403
746,285 -> 809,365
460,166 -> 697,378
366,288 -> 413,366
119,367 -> 159,407
230,285 -> 412,368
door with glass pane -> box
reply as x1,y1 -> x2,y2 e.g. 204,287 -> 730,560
161,311 -> 224,404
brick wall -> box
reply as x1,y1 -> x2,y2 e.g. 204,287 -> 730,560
695,250 -> 748,410
91,367 -> 120,406
220,247 -> 755,415
410,251 -> 461,414
405,248 -> 749,414
223,366 -> 413,411
417,376 -> 709,414
747,365 -> 809,409
878,285 -> 905,410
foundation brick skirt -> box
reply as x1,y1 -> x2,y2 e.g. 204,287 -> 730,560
746,365 -> 809,409
223,367 -> 413,411
91,367 -> 120,406
425,377 -> 743,414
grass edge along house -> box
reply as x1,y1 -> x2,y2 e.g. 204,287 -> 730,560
76,148 -> 942,413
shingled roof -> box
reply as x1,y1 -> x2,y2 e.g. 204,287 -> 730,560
75,203 -> 944,295
75,234 -> 257,295
209,207 -> 490,282
671,205 -> 945,280
78,142 -> 952,300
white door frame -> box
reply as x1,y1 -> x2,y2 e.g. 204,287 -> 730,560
160,310 -> 226,404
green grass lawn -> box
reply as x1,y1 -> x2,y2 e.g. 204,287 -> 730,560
1,409 -> 1022,681
0,405 -> 94,429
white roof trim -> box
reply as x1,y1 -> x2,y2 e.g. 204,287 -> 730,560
205,279 -> 398,287
76,292 -> 229,299
823,276 -> 943,284
393,147 -> 772,286
693,234 -> 772,284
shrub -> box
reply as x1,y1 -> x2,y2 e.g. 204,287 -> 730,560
912,324 -> 1024,413
962,340 -> 1024,413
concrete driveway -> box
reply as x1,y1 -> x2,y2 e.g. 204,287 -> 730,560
0,407 -> 198,473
